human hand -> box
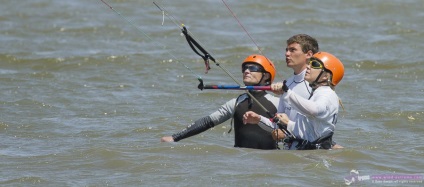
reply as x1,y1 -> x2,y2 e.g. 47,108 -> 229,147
275,113 -> 289,125
272,129 -> 285,141
160,136 -> 175,142
243,111 -> 260,124
271,82 -> 284,95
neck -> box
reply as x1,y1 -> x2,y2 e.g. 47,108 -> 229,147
293,65 -> 307,75
248,89 -> 266,95
309,70 -> 327,89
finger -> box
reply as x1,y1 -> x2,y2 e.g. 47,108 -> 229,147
272,132 -> 277,140
242,117 -> 247,124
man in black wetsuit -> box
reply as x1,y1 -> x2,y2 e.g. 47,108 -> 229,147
160,54 -> 279,149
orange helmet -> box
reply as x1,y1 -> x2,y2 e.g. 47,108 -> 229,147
242,54 -> 276,84
312,52 -> 344,86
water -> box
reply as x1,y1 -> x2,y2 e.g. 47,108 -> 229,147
1,0 -> 423,186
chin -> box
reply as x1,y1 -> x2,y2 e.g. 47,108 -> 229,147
304,75 -> 311,82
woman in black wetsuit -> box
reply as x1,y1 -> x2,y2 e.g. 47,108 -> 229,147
160,54 -> 279,150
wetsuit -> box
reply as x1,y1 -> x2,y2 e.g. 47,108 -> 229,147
172,91 -> 279,150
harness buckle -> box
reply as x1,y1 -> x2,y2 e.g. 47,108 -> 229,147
315,143 -> 321,150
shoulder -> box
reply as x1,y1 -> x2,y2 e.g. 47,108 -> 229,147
316,87 -> 337,96
263,92 -> 279,108
285,75 -> 296,82
235,93 -> 249,103
264,93 -> 279,102
313,87 -> 339,102
225,93 -> 249,107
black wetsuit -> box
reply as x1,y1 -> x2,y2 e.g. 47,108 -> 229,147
172,91 -> 278,150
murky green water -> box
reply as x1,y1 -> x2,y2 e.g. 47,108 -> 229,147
0,0 -> 423,186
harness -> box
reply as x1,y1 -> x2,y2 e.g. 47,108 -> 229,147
283,131 -> 334,150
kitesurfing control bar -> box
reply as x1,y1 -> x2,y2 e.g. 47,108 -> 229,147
202,85 -> 271,91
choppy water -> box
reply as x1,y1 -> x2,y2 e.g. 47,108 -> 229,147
1,0 -> 423,186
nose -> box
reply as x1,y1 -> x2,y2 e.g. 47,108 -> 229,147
284,49 -> 289,57
306,64 -> 312,71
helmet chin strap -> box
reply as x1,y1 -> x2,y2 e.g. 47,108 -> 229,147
309,70 -> 328,89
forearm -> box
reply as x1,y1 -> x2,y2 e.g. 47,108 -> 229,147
172,116 -> 215,142
258,116 -> 276,132
286,120 -> 295,135
284,90 -> 320,116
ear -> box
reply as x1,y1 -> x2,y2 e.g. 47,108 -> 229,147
305,50 -> 314,58
263,73 -> 271,84
323,71 -> 331,81
266,72 -> 271,79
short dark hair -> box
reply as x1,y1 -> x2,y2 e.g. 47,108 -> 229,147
287,34 -> 319,54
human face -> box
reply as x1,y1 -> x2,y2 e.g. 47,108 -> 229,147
304,58 -> 327,83
285,43 -> 312,74
242,64 -> 265,86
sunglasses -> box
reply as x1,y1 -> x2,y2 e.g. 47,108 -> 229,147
242,64 -> 264,73
309,58 -> 324,69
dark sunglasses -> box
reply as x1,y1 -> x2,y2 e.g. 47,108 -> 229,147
242,64 -> 263,73
309,58 -> 324,69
